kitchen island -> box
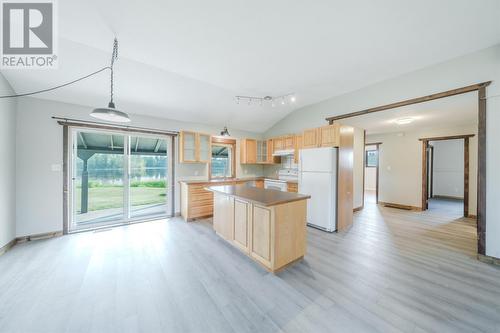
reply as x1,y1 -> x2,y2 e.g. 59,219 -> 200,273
206,185 -> 310,273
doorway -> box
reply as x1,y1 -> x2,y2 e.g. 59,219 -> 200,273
69,128 -> 173,232
364,143 -> 380,205
421,135 -> 473,218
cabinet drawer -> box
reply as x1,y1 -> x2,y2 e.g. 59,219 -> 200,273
189,205 -> 213,218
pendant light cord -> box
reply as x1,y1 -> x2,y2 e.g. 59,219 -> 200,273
109,38 -> 118,104
0,38 -> 119,99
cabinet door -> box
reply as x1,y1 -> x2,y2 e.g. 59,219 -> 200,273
198,133 -> 211,163
213,194 -> 234,240
180,131 -> 197,162
302,129 -> 319,149
319,124 -> 340,147
241,139 -> 257,164
251,205 -> 272,268
233,199 -> 249,252
284,135 -> 295,150
273,137 -> 283,151
294,135 -> 302,164
246,139 -> 257,163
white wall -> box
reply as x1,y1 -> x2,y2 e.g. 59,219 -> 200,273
264,44 -> 500,258
353,128 -> 364,209
15,97 -> 263,237
0,73 -> 17,248
367,125 -> 477,212
431,139 -> 464,198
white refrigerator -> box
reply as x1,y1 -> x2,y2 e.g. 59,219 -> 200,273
299,147 -> 338,232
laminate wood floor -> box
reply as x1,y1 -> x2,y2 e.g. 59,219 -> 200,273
1,202 -> 499,333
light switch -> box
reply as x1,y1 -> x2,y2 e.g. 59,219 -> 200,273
51,164 -> 62,172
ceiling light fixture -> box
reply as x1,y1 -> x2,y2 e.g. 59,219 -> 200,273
235,93 -> 295,107
220,126 -> 231,137
395,117 -> 414,125
90,38 -> 130,123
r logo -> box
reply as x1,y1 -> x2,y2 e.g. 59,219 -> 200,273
2,2 -> 53,54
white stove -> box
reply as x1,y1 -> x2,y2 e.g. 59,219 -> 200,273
264,169 -> 298,191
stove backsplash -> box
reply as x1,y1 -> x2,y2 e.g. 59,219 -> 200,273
281,155 -> 298,170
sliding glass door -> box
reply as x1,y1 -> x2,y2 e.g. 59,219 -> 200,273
70,128 -> 172,232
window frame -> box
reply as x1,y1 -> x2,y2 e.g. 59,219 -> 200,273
365,149 -> 378,168
209,137 -> 236,179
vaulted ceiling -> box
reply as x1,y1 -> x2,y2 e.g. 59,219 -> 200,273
2,0 -> 500,132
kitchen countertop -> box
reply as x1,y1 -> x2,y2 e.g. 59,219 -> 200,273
179,177 -> 298,185
205,184 -> 310,207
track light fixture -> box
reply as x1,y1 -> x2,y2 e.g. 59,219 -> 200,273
235,93 -> 296,107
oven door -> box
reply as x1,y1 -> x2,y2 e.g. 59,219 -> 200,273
264,180 -> 287,191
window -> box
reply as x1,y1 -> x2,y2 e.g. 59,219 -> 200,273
211,144 -> 233,178
366,150 -> 378,167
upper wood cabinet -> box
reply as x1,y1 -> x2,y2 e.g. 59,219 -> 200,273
302,124 -> 340,149
240,139 -> 257,164
273,137 -> 284,151
319,124 -> 340,147
241,139 -> 279,164
179,131 -> 212,163
302,128 -> 320,148
294,134 -> 302,163
283,135 -> 295,150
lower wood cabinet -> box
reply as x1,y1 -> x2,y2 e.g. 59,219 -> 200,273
287,182 -> 298,193
250,205 -> 272,267
212,192 -> 307,273
233,199 -> 250,252
213,194 -> 234,240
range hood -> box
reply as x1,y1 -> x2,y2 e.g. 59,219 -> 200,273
272,149 -> 295,156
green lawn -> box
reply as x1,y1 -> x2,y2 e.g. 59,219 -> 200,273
76,186 -> 166,212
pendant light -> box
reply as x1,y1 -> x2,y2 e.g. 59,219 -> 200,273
90,38 -> 130,123
220,126 -> 230,137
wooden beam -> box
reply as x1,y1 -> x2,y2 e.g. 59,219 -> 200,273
477,86 -> 486,255
421,140 -> 428,210
418,134 -> 474,142
326,82 -> 491,123
464,137 -> 469,218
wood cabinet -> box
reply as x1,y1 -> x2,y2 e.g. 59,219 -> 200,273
319,124 -> 340,147
179,131 -> 211,163
240,139 -> 257,164
241,139 -> 279,164
302,124 -> 340,149
180,182 -> 214,220
302,128 -> 320,148
211,191 -> 307,273
294,134 -> 302,164
233,199 -> 250,253
287,182 -> 298,193
273,137 -> 284,151
213,194 -> 234,240
283,135 -> 295,150
251,206 -> 272,267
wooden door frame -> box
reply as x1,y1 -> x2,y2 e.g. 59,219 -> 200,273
420,134 -> 474,216
364,142 -> 382,204
326,82 -> 490,255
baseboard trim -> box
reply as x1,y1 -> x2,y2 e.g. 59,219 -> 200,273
16,231 -> 63,243
379,201 -> 422,211
433,195 -> 464,200
0,231 -> 63,256
478,254 -> 500,266
353,206 -> 363,212
0,238 -> 17,256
